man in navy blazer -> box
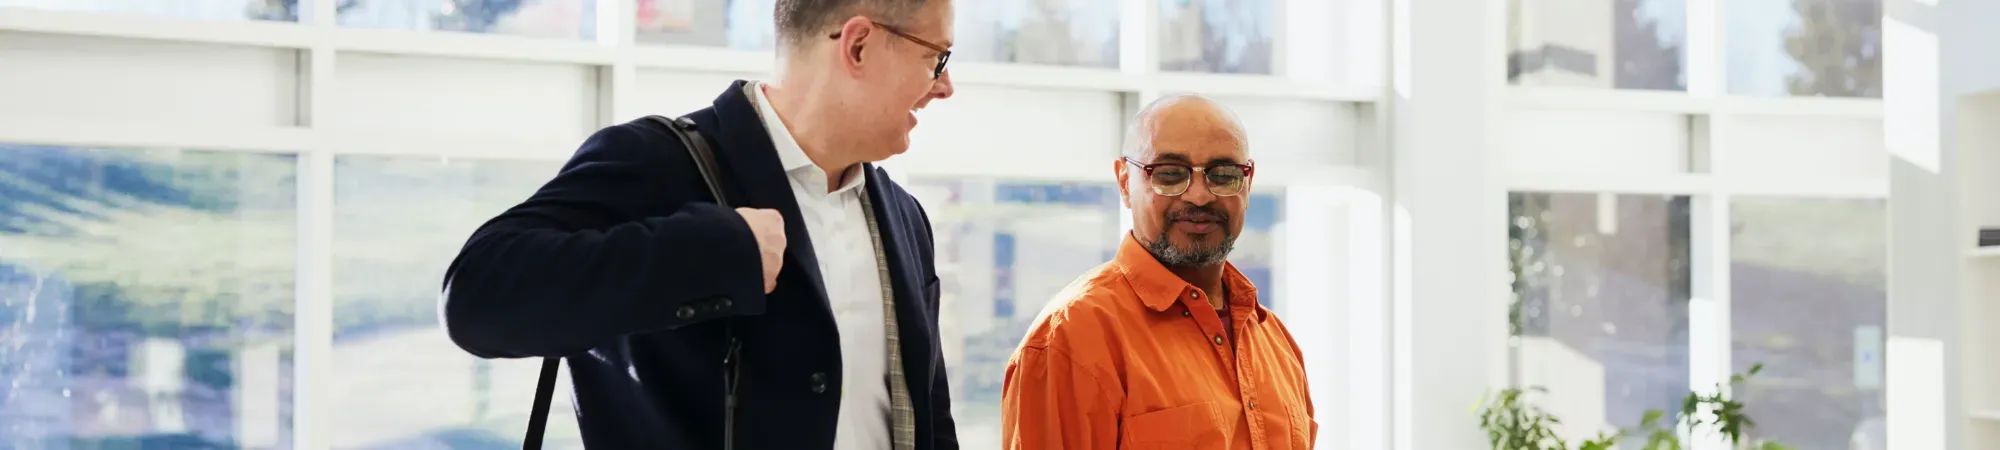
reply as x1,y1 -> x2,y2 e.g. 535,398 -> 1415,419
439,1 -> 961,448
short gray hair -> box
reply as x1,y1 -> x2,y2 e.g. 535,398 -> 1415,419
775,0 -> 930,50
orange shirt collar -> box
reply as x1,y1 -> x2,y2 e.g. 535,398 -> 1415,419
1113,233 -> 1266,322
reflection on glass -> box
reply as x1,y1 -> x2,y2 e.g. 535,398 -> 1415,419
0,144 -> 297,449
905,179 -> 1120,450
1726,0 -> 1882,98
1159,0 -> 1276,74
635,0 -> 776,50
1508,192 -> 1691,445
1507,0 -> 1686,91
1729,197 -> 1886,449
339,0 -> 597,40
1229,190 -> 1283,308
954,0 -> 1120,68
0,0 -> 299,21
330,156 -> 582,449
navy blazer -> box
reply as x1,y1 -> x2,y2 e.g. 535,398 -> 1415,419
441,81 -> 957,449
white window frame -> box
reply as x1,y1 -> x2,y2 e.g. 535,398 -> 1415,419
1499,0 -> 1891,447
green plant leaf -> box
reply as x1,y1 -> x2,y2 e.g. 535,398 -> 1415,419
1640,409 -> 1665,429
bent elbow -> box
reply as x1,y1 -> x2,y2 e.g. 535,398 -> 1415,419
439,275 -> 517,359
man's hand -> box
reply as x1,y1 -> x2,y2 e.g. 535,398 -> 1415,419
736,208 -> 786,293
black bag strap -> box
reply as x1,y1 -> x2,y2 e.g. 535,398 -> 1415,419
523,114 -> 739,450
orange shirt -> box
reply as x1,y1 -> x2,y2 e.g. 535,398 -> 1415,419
1001,235 -> 1317,449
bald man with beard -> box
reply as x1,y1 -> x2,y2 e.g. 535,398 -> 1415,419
999,94 -> 1317,449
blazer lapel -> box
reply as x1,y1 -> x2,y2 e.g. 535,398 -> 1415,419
862,166 -> 936,392
701,80 -> 832,312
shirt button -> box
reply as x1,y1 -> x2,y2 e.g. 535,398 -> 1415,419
1248,400 -> 1257,409
1181,310 -> 1192,318
1191,291 -> 1200,298
1213,335 -> 1224,345
809,372 -> 828,394
675,305 -> 696,320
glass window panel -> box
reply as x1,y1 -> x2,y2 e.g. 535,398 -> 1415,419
1508,192 -> 1691,445
1725,0 -> 1882,98
1230,189 -> 1283,308
1507,0 -> 1687,91
0,0 -> 299,21
954,0 -> 1120,68
1729,197 -> 1887,449
339,0 -> 598,40
329,155 -> 583,449
906,179 -> 1120,450
0,144 -> 296,448
635,0 -> 775,50
1159,0 -> 1277,75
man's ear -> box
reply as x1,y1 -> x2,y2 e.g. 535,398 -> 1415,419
834,16 -> 873,76
1114,158 -> 1131,208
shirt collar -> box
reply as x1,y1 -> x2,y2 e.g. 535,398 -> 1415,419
749,82 -> 867,196
1112,233 -> 1267,322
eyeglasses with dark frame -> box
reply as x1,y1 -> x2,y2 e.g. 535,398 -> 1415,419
1122,157 -> 1255,197
830,21 -> 952,79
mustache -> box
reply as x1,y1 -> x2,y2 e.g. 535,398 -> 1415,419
1166,205 -> 1229,223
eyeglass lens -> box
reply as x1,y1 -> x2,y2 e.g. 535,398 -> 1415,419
1150,164 -> 1247,196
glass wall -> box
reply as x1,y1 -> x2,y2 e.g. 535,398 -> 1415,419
635,0 -> 772,49
955,0 -> 1121,68
336,0 -> 597,39
0,0 -> 301,21
1232,190 -> 1284,308
1725,0 -> 1882,98
1729,197 -> 1887,448
1507,192 -> 1692,444
328,156 -> 582,449
1159,0 -> 1277,74
1506,0 -> 1687,91
0,144 -> 297,449
634,0 -> 1125,63
904,179 -> 1121,450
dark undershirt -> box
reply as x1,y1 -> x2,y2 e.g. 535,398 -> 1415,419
1217,286 -> 1236,345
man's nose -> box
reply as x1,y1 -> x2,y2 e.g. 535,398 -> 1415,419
931,69 -> 955,100
1180,176 -> 1217,205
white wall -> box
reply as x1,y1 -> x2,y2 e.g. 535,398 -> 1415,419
1390,0 -> 1510,448
1890,0 -> 2000,448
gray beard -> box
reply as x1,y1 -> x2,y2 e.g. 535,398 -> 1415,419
1143,227 -> 1237,268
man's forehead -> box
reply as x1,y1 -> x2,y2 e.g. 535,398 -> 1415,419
1141,123 -> 1246,159
1126,94 -> 1248,161
900,0 -> 955,45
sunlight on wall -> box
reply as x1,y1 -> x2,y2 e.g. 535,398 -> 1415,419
1884,17 -> 1940,173
1339,188 -> 1388,450
1887,337 -> 1945,449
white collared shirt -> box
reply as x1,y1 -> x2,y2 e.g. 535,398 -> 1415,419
749,82 -> 892,450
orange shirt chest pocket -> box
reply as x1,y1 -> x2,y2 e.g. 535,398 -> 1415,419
1255,390 -> 1315,450
1119,401 -> 1235,449
1117,398 -> 1311,450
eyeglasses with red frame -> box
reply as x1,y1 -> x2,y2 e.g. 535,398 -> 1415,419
1122,157 -> 1255,197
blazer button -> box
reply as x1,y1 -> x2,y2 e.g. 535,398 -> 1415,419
675,305 -> 696,320
809,372 -> 829,394
714,298 -> 733,312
